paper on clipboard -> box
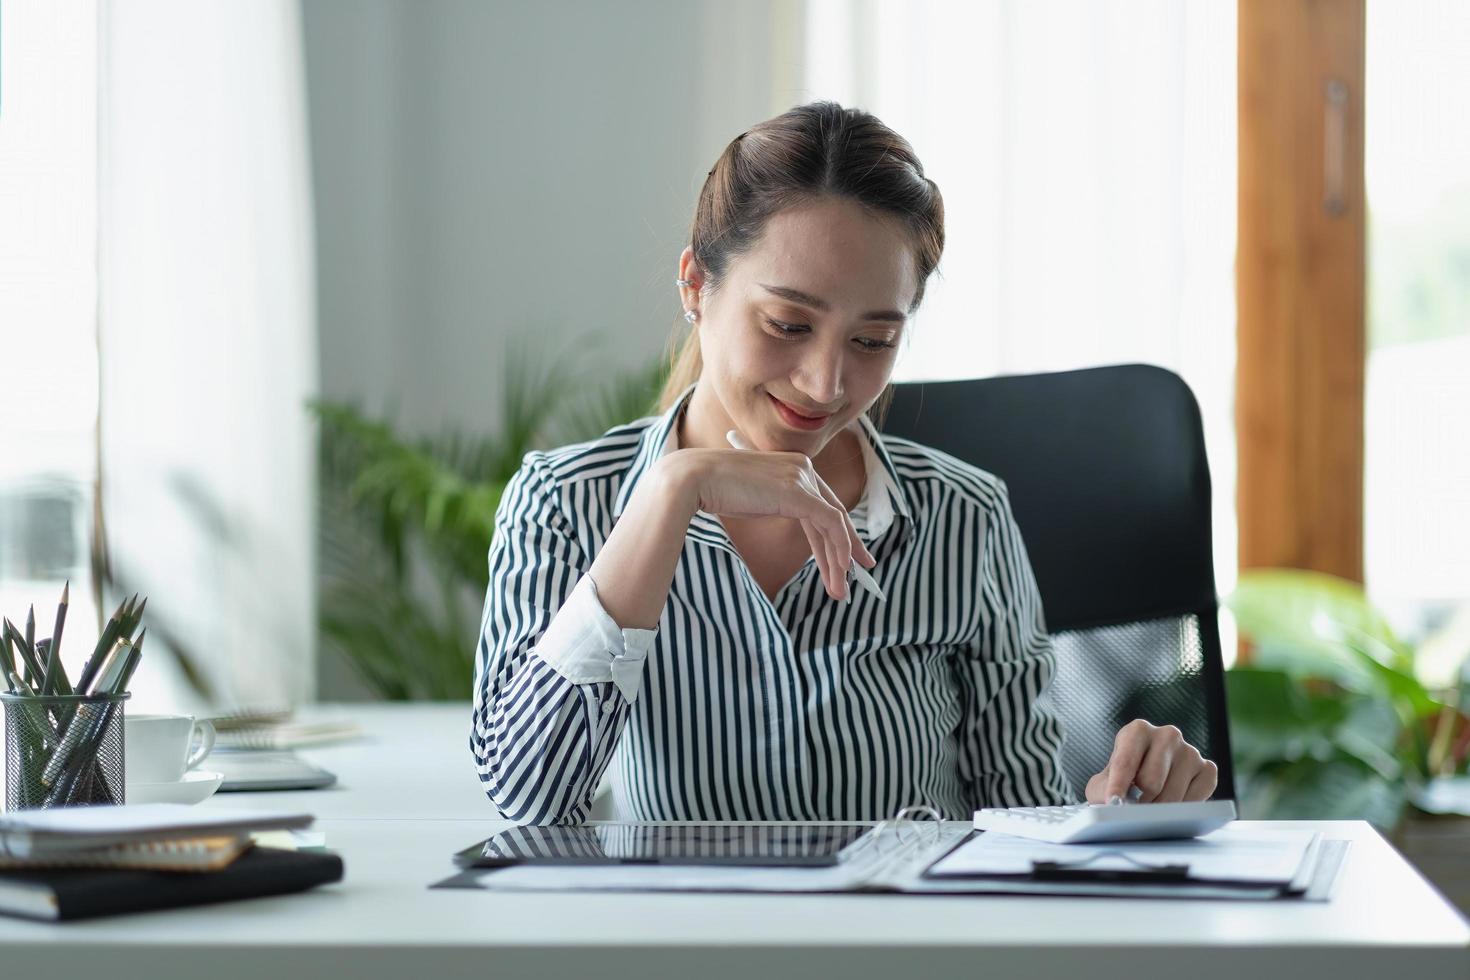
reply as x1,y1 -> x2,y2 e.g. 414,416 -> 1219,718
924,826 -> 1319,885
430,822 -> 1347,902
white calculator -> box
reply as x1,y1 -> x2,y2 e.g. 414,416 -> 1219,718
972,799 -> 1238,844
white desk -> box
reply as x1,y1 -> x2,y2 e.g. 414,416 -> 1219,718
1,702 -> 1466,979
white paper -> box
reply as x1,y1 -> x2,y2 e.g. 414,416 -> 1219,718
925,826 -> 1318,885
0,803 -> 306,834
0,803 -> 313,857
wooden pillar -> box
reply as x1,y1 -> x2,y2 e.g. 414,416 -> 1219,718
1237,0 -> 1366,584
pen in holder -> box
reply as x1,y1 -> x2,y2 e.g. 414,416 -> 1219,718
2,691 -> 131,810
2,585 -> 149,810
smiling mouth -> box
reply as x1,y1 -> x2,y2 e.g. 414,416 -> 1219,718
768,393 -> 833,429
776,398 -> 827,419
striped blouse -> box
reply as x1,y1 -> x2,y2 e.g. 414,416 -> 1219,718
470,385 -> 1074,825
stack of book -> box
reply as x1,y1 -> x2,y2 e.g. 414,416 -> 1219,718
0,803 -> 343,921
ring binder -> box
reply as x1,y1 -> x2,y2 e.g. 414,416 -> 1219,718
841,805 -> 945,862
889,805 -> 944,845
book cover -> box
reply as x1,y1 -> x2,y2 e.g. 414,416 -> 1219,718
0,845 -> 343,921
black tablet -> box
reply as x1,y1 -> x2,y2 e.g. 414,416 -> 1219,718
453,822 -> 874,868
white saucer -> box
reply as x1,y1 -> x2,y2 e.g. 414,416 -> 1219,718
125,769 -> 225,806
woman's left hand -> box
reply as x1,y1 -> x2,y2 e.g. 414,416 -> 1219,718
1084,719 -> 1219,804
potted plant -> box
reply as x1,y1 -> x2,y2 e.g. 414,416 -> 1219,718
310,344 -> 667,701
1224,569 -> 1470,910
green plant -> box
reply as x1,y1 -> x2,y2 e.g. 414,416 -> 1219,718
311,344 -> 667,700
1225,569 -> 1470,829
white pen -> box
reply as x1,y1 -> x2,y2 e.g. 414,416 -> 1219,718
726,428 -> 886,603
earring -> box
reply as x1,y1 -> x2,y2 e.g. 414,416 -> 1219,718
676,278 -> 695,287
683,309 -> 699,324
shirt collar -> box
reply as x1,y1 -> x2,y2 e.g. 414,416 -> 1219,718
611,383 -> 913,538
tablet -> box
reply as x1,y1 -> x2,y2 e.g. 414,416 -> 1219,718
211,751 -> 338,792
454,822 -> 873,868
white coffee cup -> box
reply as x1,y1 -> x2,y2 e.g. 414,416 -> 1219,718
125,714 -> 217,783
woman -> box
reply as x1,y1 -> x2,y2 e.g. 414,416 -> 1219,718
470,102 -> 1218,825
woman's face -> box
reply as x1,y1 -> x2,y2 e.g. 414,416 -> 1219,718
681,196 -> 918,456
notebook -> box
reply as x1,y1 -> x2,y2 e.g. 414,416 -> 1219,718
0,835 -> 252,872
0,846 -> 344,921
0,803 -> 313,858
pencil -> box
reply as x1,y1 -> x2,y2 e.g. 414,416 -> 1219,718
0,627 -> 15,681
36,638 -> 53,695
4,619 -> 44,681
114,641 -> 144,693
43,580 -> 69,695
78,598 -> 129,693
22,607 -> 35,688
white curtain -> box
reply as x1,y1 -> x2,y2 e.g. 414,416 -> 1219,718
97,0 -> 318,712
801,0 -> 1238,601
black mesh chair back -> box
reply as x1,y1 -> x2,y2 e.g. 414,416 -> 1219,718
881,365 -> 1235,800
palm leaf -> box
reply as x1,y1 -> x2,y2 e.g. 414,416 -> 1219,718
311,345 -> 662,700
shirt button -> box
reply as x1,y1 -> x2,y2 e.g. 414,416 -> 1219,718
602,700 -> 616,715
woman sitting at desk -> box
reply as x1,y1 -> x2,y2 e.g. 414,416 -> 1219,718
469,102 -> 1219,825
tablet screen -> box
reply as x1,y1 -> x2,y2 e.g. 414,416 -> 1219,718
454,822 -> 874,868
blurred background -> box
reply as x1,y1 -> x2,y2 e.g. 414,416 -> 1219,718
1,1 -> 1467,835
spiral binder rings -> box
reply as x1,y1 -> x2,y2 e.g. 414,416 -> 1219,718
435,806 -> 1348,903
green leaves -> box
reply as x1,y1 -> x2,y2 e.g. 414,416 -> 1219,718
1225,569 -> 1467,828
1227,569 -> 1441,728
311,343 -> 667,701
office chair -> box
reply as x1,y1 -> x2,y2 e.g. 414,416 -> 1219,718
882,364 -> 1235,801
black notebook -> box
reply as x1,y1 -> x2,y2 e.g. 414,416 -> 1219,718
0,845 -> 344,921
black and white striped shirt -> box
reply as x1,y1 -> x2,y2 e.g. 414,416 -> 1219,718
470,385 -> 1073,825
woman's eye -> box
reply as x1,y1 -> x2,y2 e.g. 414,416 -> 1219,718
764,317 -> 896,353
764,317 -> 810,337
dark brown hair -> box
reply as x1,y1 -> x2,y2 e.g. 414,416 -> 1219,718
659,101 -> 945,412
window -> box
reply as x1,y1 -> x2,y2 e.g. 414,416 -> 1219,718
1364,0 -> 1470,653
803,0 -> 1238,638
0,1 -> 102,664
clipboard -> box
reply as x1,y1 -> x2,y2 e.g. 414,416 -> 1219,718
432,812 -> 1348,903
913,825 -> 1340,899
1028,850 -> 1191,883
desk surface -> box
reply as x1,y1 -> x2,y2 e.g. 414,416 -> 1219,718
1,702 -> 1466,980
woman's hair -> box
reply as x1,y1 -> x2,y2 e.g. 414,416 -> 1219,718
658,101 -> 945,412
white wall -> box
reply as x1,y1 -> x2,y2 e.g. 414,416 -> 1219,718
302,0 -> 805,433
300,0 -> 800,697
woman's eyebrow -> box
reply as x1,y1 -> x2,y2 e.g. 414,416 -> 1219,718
758,283 -> 907,322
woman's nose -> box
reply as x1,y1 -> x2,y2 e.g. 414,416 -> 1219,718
792,346 -> 845,406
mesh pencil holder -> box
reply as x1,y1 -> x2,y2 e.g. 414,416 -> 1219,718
2,692 -> 130,811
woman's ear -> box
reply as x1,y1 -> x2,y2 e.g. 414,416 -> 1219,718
677,246 -> 703,292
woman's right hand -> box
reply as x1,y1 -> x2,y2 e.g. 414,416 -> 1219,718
656,447 -> 876,600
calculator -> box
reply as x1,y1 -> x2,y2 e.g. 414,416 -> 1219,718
972,799 -> 1238,844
